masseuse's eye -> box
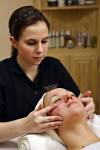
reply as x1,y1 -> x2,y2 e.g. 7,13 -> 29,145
26,40 -> 36,46
42,40 -> 48,44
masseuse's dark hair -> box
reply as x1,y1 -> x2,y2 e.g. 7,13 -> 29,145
8,5 -> 50,57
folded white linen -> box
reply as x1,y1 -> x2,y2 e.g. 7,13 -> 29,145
17,133 -> 66,150
34,93 -> 46,111
82,141 -> 100,150
87,114 -> 100,138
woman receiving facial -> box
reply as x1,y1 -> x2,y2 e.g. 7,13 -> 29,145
43,88 -> 99,150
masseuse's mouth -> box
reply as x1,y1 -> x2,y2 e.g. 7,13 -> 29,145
32,56 -> 44,62
33,56 -> 44,60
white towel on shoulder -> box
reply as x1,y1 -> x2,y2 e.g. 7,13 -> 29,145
87,114 -> 100,138
17,133 -> 66,150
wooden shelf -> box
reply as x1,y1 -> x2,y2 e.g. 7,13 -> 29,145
41,5 -> 98,11
48,47 -> 97,53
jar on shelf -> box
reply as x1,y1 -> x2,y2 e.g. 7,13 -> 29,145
48,0 -> 58,7
78,0 -> 85,5
65,0 -> 79,5
58,0 -> 65,7
85,0 -> 96,5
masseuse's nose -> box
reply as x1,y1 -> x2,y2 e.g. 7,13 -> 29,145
36,42 -> 43,53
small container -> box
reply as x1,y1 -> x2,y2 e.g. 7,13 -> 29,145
65,30 -> 72,46
48,0 -> 58,7
85,0 -> 96,5
78,0 -> 85,5
55,31 -> 60,48
65,0 -> 72,5
66,39 -> 75,48
60,30 -> 65,48
72,0 -> 79,5
58,0 -> 65,7
91,36 -> 97,48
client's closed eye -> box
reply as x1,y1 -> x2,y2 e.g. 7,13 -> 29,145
54,98 -> 62,103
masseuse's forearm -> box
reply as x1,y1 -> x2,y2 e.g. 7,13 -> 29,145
0,117 -> 26,142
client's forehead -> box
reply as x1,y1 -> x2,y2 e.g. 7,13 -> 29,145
44,88 -> 73,106
47,88 -> 67,97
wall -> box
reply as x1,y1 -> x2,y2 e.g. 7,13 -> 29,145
0,0 -> 33,60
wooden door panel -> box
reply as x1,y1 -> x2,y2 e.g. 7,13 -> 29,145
70,54 -> 98,104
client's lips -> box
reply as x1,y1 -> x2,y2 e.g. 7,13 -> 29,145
67,101 -> 77,107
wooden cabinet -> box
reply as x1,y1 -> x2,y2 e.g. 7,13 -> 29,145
48,48 -> 98,109
70,51 -> 98,102
33,0 -> 100,113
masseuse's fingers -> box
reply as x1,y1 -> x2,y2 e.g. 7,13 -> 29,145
83,90 -> 92,97
40,121 -> 62,131
34,104 -> 62,124
80,90 -> 95,119
39,116 -> 62,123
81,97 -> 95,111
35,104 -> 57,116
81,96 -> 95,119
25,105 -> 63,134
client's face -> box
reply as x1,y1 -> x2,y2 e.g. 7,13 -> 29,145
44,88 -> 87,123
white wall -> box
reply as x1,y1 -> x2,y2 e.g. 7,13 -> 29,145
0,0 -> 33,60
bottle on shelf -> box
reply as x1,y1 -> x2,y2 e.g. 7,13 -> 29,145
48,0 -> 58,7
65,0 -> 79,5
86,33 -> 92,47
55,31 -> 60,48
78,0 -> 85,5
85,0 -> 96,5
52,30 -> 56,48
65,30 -> 72,46
91,36 -> 97,48
60,30 -> 65,48
48,32 -> 52,49
58,0 -> 65,7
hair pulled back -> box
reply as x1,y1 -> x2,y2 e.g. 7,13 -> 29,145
9,6 -> 50,57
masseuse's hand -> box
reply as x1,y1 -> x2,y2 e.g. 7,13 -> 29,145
80,90 -> 95,119
23,104 -> 62,134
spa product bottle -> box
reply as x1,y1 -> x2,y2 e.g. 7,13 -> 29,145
78,0 -> 85,5
60,30 -> 65,48
58,0 -> 65,7
48,0 -> 58,6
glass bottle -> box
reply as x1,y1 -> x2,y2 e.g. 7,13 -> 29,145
48,0 -> 58,7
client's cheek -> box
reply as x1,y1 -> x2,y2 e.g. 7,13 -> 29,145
49,107 -> 59,116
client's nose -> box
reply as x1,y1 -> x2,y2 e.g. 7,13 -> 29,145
64,95 -> 73,102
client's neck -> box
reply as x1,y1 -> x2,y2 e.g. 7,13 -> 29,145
57,121 -> 99,150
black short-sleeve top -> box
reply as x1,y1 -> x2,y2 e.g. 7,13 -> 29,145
0,56 -> 80,121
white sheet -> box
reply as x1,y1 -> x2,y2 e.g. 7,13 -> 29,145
17,114 -> 100,150
82,141 -> 100,150
87,114 -> 100,138
17,133 -> 66,150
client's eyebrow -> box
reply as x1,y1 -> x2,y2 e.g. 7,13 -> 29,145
51,95 -> 62,104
